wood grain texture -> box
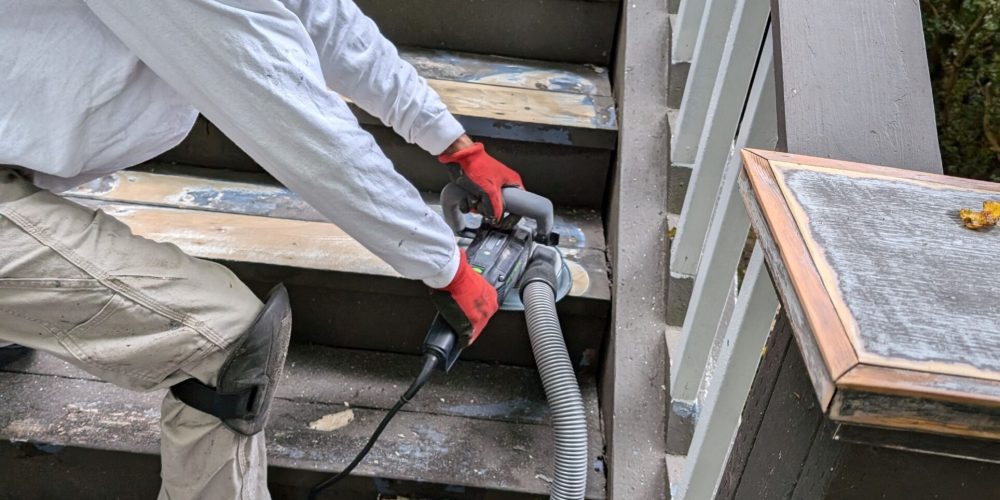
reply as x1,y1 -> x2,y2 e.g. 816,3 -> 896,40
422,79 -> 617,131
0,348 -> 607,498
773,163 -> 1000,381
740,170 -> 837,408
72,201 -> 607,301
741,148 -> 1000,442
830,390 -> 1000,441
64,170 -> 606,252
399,47 -> 612,96
741,150 -> 857,397
839,365 -> 1000,408
769,0 -> 942,172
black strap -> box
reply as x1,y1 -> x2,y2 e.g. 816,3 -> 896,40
170,378 -> 256,420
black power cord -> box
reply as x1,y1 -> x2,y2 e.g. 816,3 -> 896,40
308,353 -> 441,499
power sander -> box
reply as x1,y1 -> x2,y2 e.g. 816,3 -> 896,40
309,184 -> 574,498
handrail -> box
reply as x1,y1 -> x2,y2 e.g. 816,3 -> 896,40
667,0 -> 943,497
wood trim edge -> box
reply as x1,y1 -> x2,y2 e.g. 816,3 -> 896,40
740,149 -> 858,382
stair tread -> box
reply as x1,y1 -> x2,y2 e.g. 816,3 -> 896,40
399,47 -> 613,97
349,48 -> 617,148
0,347 -> 606,498
64,169 -> 611,303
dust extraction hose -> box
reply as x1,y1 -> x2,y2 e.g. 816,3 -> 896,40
521,248 -> 588,500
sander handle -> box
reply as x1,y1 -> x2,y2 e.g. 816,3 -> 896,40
440,183 -> 554,238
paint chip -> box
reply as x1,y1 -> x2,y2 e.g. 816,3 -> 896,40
535,473 -> 553,484
308,409 -> 354,432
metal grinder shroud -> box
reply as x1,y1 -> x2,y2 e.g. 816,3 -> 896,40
440,184 -> 573,311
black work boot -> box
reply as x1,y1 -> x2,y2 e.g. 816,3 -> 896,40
0,344 -> 29,367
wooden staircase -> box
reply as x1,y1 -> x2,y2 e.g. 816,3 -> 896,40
0,4 -> 620,498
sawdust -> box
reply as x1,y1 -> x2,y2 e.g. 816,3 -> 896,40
308,409 -> 354,432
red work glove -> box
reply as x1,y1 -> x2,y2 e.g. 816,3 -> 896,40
438,142 -> 524,220
430,249 -> 499,346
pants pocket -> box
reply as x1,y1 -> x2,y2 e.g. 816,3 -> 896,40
0,279 -> 112,339
62,293 -> 212,390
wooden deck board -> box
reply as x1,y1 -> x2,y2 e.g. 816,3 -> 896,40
399,47 -> 612,97
0,347 -> 606,498
65,200 -> 608,303
65,169 -> 607,252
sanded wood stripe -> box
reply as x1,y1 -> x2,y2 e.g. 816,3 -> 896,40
64,170 -> 606,252
425,78 -> 616,130
82,202 -> 599,300
342,78 -> 616,131
740,150 -> 858,380
399,47 -> 612,97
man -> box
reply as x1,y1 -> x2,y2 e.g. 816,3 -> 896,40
0,0 -> 524,497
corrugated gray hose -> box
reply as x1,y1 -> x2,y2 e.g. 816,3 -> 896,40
522,274 -> 588,499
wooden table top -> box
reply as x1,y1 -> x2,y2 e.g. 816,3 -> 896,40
739,149 -> 1000,441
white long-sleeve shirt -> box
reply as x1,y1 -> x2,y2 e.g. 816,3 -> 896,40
0,0 -> 465,287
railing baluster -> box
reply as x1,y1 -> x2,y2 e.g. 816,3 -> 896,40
671,0 -> 738,167
672,0 -> 709,64
670,0 -> 771,277
677,243 -> 779,499
669,13 -> 774,407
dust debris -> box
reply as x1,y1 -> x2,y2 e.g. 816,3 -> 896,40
308,409 -> 354,432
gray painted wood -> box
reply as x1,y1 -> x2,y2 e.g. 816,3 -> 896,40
602,0 -> 670,497
718,344 -> 1000,499
670,38 -> 776,404
770,0 -> 942,172
672,0 -> 708,63
823,440 -> 1000,499
834,424 -> 1000,464
355,0 -> 620,66
678,245 -> 779,499
671,0 -> 739,166
731,325 -> 824,500
716,312 -> 793,499
670,6 -> 770,277
782,168 -> 1000,379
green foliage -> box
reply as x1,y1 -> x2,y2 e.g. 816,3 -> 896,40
922,0 -> 1000,180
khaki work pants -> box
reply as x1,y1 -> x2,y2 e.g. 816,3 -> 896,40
0,168 -> 270,499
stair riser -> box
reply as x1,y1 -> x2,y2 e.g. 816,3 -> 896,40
159,122 -> 613,209
356,0 -> 619,66
230,264 -> 609,370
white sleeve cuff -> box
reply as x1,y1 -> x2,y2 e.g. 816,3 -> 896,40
414,112 -> 465,156
421,244 -> 462,289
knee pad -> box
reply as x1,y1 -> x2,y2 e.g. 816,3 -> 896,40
171,284 -> 292,435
